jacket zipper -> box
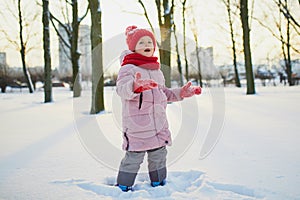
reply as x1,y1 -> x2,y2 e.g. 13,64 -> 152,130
124,132 -> 129,151
138,92 -> 143,109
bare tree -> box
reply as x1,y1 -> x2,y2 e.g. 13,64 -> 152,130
275,0 -> 299,86
0,0 -> 40,93
180,0 -> 189,82
17,0 -> 35,93
222,0 -> 241,87
240,0 -> 255,94
155,0 -> 175,87
0,0 -> 38,93
50,0 -> 89,97
71,0 -> 81,97
253,0 -> 299,86
282,0 -> 292,85
190,16 -> 203,87
173,23 -> 184,86
89,0 -> 105,114
42,0 -> 52,102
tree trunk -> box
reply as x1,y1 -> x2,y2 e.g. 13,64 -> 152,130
89,0 -> 105,114
18,0 -> 34,93
173,24 -> 184,86
240,0 -> 255,94
71,0 -> 82,97
225,0 -> 241,87
284,0 -> 293,86
155,0 -> 173,88
42,0 -> 52,102
190,15 -> 202,87
182,0 -> 189,82
195,46 -> 203,87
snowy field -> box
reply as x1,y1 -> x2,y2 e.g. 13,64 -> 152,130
0,85 -> 300,200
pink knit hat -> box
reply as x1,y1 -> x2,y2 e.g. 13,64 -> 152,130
125,25 -> 156,51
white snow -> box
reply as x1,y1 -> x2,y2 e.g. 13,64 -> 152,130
0,85 -> 300,200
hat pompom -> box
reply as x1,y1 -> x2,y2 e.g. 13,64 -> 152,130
125,25 -> 137,36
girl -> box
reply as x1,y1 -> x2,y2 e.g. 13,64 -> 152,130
116,25 -> 201,192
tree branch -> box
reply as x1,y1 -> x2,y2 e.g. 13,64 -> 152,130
155,0 -> 163,26
49,12 -> 71,36
274,0 -> 300,29
253,16 -> 300,54
137,0 -> 155,34
78,3 -> 90,23
49,14 -> 71,49
65,0 -> 73,6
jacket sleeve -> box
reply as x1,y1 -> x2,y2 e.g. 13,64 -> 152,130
116,65 -> 140,100
161,86 -> 183,102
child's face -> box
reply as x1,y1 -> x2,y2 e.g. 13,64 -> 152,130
134,36 -> 155,57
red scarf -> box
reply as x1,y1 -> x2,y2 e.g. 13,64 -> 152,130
121,53 -> 160,70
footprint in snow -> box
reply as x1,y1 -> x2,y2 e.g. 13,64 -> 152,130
52,170 -> 264,200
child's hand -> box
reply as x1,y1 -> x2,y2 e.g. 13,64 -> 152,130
180,82 -> 202,98
133,72 -> 158,93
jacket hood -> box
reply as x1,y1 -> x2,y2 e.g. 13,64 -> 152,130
119,50 -> 133,65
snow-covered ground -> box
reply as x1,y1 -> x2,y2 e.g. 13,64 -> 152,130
0,85 -> 299,200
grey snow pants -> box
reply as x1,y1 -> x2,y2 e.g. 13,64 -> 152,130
117,146 -> 167,187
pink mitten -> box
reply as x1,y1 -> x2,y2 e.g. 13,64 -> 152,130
133,72 -> 158,93
180,82 -> 202,98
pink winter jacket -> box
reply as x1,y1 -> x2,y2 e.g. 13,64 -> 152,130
116,50 -> 183,151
